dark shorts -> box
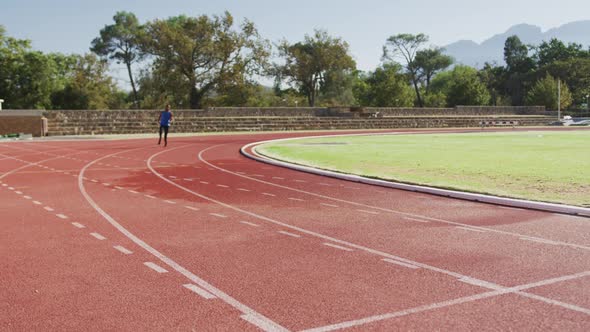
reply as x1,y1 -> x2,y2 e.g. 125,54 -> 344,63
159,125 -> 169,134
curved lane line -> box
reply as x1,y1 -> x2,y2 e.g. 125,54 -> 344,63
199,144 -> 590,251
79,145 -> 288,332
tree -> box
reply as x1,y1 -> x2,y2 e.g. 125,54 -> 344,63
504,35 -> 535,73
534,38 -> 588,67
91,11 -> 144,108
478,62 -> 510,106
141,12 -> 270,109
355,64 -> 414,107
430,65 -> 490,107
277,30 -> 356,107
414,47 -> 453,93
526,74 -> 572,110
382,33 -> 428,107
51,54 -> 124,109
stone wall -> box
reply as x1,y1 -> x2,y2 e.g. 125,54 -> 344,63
365,106 -> 548,116
0,111 -> 46,137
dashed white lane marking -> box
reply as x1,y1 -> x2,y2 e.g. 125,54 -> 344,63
216,184 -> 229,188
288,197 -> 304,201
403,216 -> 431,223
200,181 -> 209,184
15,191 -> 22,195
183,284 -> 217,299
382,258 -> 420,269
169,176 -> 177,179
56,214 -> 68,219
184,206 -> 200,211
241,314 -> 288,332
1,184 -> 7,187
44,206 -> 54,212
319,183 -> 332,186
114,245 -> 133,255
210,213 -> 227,218
164,200 -> 176,204
103,183 -> 110,186
144,194 -> 156,199
8,187 -> 14,190
272,177 -> 284,180
294,180 -> 307,183
240,221 -> 260,227
323,243 -> 354,252
23,195 -> 32,199
91,179 -> 98,183
262,193 -> 276,197
33,201 -> 42,205
128,190 -> 139,194
237,188 -> 251,192
90,232 -> 106,240
321,203 -> 339,208
144,262 -> 168,273
251,174 -> 265,177
455,226 -> 486,233
71,222 -> 85,229
278,231 -> 301,238
357,209 -> 379,215
520,237 -> 559,245
183,178 -> 193,181
115,186 -> 124,190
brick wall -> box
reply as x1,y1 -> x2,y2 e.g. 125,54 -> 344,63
0,111 -> 46,137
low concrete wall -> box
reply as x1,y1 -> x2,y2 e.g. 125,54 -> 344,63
0,111 -> 46,137
365,106 -> 548,116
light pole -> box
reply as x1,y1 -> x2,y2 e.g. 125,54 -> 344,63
586,94 -> 589,112
0,99 -> 4,110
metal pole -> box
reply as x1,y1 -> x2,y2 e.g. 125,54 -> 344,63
0,99 -> 3,111
557,78 -> 561,120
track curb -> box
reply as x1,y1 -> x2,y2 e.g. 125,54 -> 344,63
240,133 -> 590,218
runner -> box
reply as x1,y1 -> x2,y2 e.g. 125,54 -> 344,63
157,104 -> 173,147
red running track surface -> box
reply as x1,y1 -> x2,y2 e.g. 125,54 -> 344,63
1,129 -> 589,331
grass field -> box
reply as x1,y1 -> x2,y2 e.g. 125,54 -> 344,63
257,130 -> 590,207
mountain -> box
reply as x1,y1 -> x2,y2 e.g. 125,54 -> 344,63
444,21 -> 590,68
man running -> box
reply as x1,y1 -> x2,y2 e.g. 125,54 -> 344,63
157,104 -> 173,147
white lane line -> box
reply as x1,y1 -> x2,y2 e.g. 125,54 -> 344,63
323,243 -> 354,252
114,245 -> 133,255
382,258 -> 420,269
455,226 -> 486,233
183,178 -> 193,181
103,183 -> 110,186
216,184 -> 229,188
33,201 -> 42,205
128,190 -> 139,194
240,221 -> 260,227
14,191 -> 22,195
115,186 -> 124,190
169,176 -> 177,179
23,195 -> 32,199
183,284 -> 217,299
210,213 -> 227,218
241,314 -> 288,332
200,181 -> 209,184
403,216 -> 431,223
164,200 -> 176,204
1,183 -> 7,187
262,192 -> 276,197
272,177 -> 284,180
320,203 -> 339,208
8,187 -> 14,190
44,206 -> 54,212
237,188 -> 251,192
302,270 -> 590,332
357,209 -> 379,215
144,194 -> 156,199
519,237 -> 559,245
288,197 -> 304,201
91,179 -> 98,183
457,277 -> 500,289
56,214 -> 68,219
144,262 -> 168,273
71,222 -> 85,229
278,231 -> 301,238
251,174 -> 265,177
294,179 -> 307,183
319,183 -> 332,186
185,206 -> 200,211
90,232 -> 106,240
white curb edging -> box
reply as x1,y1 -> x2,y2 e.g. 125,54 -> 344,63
240,134 -> 590,218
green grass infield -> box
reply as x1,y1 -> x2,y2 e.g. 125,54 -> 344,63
257,130 -> 590,207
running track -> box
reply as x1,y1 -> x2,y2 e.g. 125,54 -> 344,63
1,130 -> 589,331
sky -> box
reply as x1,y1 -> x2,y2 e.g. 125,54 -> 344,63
2,0 -> 590,88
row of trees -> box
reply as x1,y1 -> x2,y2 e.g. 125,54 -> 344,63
1,11 -> 589,110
